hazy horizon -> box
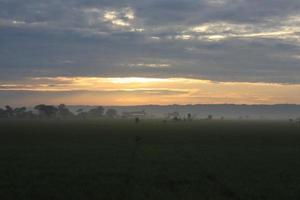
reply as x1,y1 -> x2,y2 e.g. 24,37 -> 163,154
2,103 -> 300,107
2,104 -> 299,120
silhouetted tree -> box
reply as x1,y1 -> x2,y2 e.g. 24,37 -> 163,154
14,107 -> 27,118
173,116 -> 180,122
34,104 -> 58,118
0,106 -> 36,119
187,113 -> 192,121
296,117 -> 300,125
207,114 -> 213,120
165,111 -> 180,122
24,110 -> 36,119
135,117 -> 140,123
76,108 -> 83,114
75,108 -> 87,118
88,106 -> 104,118
106,108 -> 118,118
5,105 -> 14,118
0,108 -> 6,118
57,104 -> 74,118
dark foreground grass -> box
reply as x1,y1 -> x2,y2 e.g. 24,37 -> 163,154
0,119 -> 300,200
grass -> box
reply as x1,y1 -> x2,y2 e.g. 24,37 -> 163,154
0,119 -> 300,199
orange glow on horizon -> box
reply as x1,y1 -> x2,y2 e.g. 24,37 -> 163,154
0,76 -> 300,106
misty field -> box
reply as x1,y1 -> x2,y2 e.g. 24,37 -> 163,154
0,120 -> 300,200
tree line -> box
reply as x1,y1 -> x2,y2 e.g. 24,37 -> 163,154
0,104 -> 118,119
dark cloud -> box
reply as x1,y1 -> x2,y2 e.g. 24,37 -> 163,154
0,0 -> 300,83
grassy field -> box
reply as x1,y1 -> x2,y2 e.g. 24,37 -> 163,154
0,119 -> 300,200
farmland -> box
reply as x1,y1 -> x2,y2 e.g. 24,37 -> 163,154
0,119 -> 300,200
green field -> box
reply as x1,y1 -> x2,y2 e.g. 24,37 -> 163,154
0,120 -> 300,200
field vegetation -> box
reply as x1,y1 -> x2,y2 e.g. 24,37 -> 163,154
1,119 -> 300,199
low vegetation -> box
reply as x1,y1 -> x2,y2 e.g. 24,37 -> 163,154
0,104 -> 118,119
0,119 -> 300,199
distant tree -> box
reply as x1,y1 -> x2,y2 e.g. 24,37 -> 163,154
5,105 -> 14,118
166,111 -> 180,120
0,106 -> 36,119
105,108 -> 118,118
24,111 -> 36,119
135,117 -> 140,123
296,117 -> 300,125
187,113 -> 192,121
14,107 -> 27,118
76,108 -> 83,114
88,106 -> 105,118
57,104 -> 74,118
207,114 -> 213,120
0,108 -> 6,118
75,108 -> 87,118
173,116 -> 180,122
34,104 -> 58,118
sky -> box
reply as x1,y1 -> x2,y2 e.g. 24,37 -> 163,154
0,0 -> 300,106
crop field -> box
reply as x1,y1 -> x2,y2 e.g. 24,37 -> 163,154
0,119 -> 300,200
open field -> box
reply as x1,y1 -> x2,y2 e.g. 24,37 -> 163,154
0,119 -> 300,200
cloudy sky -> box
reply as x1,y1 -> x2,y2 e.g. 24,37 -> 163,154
0,0 -> 300,105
